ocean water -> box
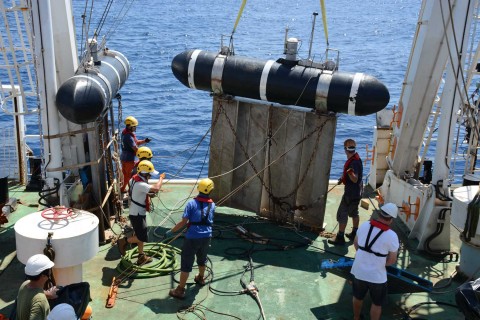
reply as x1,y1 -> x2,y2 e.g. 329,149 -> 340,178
85,0 -> 421,180
3,0 -> 423,181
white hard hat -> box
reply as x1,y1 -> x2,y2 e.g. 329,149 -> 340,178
380,203 -> 398,219
47,303 -> 77,320
25,254 -> 54,276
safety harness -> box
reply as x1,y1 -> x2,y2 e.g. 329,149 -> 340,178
358,220 -> 390,257
128,174 -> 150,212
121,128 -> 138,153
188,197 -> 213,226
341,152 -> 360,184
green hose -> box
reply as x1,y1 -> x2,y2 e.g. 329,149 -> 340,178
116,242 -> 181,278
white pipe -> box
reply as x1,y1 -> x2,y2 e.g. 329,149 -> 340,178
31,0 -> 65,202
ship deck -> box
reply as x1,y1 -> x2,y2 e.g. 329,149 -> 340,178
0,182 -> 467,320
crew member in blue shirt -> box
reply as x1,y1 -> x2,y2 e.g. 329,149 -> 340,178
167,178 -> 215,299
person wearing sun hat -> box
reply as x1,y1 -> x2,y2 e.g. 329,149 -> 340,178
15,254 -> 57,320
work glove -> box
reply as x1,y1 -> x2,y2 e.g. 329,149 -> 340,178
145,137 -> 151,143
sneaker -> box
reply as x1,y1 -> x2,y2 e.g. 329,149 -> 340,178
169,286 -> 186,299
328,235 -> 346,246
194,274 -> 206,286
137,254 -> 153,265
117,238 -> 127,256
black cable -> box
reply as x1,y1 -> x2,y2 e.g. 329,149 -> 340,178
94,0 -> 114,37
403,301 -> 459,320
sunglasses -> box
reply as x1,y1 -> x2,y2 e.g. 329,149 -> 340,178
344,146 -> 356,151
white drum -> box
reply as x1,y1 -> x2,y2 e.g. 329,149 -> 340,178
15,208 -> 99,285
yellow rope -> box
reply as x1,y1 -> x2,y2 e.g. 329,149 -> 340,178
232,0 -> 248,34
320,0 -> 329,46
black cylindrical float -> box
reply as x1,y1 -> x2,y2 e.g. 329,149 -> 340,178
171,50 -> 390,116
56,49 -> 130,124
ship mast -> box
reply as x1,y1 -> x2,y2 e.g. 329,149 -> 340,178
369,0 -> 480,276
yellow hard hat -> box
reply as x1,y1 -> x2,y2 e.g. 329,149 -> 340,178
136,146 -> 153,159
137,160 -> 159,176
124,116 -> 138,126
197,178 -> 214,194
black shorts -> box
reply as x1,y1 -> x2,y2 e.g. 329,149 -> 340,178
180,237 -> 211,273
129,215 -> 148,242
352,277 -> 387,306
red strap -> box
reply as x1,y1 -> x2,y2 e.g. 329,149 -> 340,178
341,153 -> 360,184
370,219 -> 390,231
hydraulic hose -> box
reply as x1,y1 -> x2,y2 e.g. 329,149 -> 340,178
424,208 -> 458,262
116,242 -> 181,278
38,178 -> 60,207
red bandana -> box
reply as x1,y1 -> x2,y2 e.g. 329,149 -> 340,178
195,196 -> 213,203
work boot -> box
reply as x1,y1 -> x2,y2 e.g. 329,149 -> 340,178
169,286 -> 186,299
137,253 -> 153,265
328,234 -> 346,246
346,230 -> 357,241
117,238 -> 127,256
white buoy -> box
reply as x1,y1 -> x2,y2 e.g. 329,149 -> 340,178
14,208 -> 99,285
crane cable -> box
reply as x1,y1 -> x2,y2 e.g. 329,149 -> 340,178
232,0 -> 247,36
319,0 -> 329,47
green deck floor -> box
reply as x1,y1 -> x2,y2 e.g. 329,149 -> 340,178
0,183 -> 466,319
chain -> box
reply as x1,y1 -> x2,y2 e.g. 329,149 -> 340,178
217,101 -> 333,212
113,95 -> 124,214
116,93 -> 123,132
